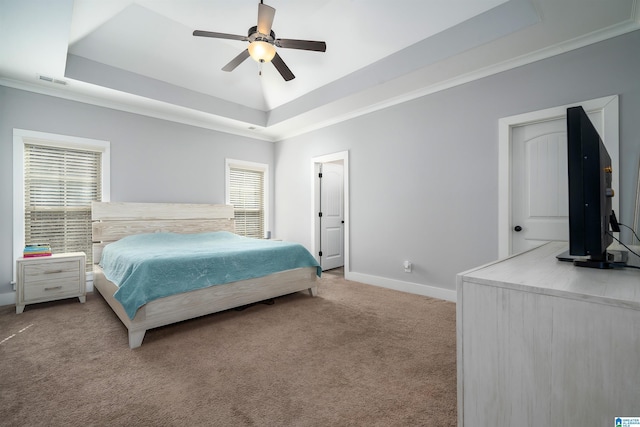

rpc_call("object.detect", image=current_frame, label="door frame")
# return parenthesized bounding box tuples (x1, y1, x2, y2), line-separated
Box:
(311, 151, 350, 277)
(498, 95, 619, 258)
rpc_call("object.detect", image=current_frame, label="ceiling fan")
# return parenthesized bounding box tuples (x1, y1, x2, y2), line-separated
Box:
(193, 1, 326, 81)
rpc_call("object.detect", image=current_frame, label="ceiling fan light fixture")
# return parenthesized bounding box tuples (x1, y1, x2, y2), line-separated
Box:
(248, 40, 276, 63)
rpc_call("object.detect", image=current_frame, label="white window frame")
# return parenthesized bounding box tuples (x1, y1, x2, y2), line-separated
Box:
(13, 129, 111, 282)
(225, 159, 269, 239)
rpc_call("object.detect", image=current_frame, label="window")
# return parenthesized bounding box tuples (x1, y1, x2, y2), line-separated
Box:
(225, 159, 269, 239)
(14, 130, 110, 275)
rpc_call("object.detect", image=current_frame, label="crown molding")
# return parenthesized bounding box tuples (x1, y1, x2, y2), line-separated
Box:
(2, 20, 638, 143)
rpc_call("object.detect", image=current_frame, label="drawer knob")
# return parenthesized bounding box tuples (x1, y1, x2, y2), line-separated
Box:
(44, 286, 63, 291)
(44, 270, 63, 274)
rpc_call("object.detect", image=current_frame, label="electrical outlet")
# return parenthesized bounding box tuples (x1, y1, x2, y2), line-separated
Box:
(403, 261, 412, 273)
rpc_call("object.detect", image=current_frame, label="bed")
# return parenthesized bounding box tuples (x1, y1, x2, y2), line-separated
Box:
(91, 202, 320, 348)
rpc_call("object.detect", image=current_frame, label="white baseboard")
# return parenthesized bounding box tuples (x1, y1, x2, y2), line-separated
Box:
(1, 276, 455, 307)
(0, 291, 15, 307)
(345, 272, 457, 303)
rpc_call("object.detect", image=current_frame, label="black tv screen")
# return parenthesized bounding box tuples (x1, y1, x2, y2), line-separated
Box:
(566, 105, 616, 268)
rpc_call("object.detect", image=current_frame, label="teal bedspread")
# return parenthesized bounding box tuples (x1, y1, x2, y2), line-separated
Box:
(99, 231, 321, 319)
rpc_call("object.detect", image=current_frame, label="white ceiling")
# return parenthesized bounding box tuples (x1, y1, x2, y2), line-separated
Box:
(1, 0, 639, 141)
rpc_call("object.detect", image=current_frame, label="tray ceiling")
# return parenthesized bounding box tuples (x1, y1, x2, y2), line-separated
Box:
(1, 0, 638, 140)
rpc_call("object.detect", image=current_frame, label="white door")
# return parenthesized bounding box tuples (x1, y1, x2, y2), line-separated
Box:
(511, 118, 569, 254)
(319, 162, 344, 270)
(507, 99, 619, 256)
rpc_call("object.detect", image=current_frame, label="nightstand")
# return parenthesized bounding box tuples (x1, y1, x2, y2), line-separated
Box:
(16, 252, 86, 314)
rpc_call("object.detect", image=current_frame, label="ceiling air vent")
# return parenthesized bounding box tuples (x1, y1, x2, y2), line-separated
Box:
(37, 74, 68, 86)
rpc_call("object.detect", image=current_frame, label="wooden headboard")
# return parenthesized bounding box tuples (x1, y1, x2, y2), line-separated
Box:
(91, 202, 235, 265)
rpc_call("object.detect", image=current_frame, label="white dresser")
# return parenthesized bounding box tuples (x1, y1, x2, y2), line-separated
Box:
(16, 252, 86, 314)
(456, 241, 640, 427)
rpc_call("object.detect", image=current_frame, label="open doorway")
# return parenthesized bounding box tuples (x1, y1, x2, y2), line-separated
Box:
(311, 151, 350, 277)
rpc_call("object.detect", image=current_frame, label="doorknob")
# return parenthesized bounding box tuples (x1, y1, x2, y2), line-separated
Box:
(514, 225, 523, 232)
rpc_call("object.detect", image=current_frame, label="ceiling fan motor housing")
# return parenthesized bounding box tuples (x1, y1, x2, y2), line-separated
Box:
(248, 26, 276, 44)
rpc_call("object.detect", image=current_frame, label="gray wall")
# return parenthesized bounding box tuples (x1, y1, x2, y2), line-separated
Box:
(0, 88, 274, 295)
(274, 30, 640, 292)
(1, 30, 639, 300)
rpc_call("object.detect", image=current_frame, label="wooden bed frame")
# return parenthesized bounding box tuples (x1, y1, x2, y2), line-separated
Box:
(91, 202, 318, 349)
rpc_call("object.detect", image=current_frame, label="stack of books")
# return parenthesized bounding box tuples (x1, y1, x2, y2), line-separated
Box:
(23, 243, 52, 258)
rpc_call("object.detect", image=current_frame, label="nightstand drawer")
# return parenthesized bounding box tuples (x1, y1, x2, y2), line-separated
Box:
(23, 260, 83, 283)
(23, 276, 81, 300)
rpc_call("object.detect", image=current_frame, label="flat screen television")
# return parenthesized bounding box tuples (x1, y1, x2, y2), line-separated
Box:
(561, 105, 622, 268)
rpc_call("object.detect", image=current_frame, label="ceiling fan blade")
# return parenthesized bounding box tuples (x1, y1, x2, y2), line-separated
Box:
(271, 53, 295, 81)
(257, 3, 276, 35)
(275, 39, 326, 52)
(222, 49, 251, 72)
(193, 30, 248, 42)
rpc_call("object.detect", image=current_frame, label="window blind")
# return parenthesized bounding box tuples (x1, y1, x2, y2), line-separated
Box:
(24, 144, 102, 271)
(228, 167, 264, 238)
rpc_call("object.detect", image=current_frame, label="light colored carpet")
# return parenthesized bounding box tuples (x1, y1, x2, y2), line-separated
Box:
(0, 269, 456, 426)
